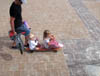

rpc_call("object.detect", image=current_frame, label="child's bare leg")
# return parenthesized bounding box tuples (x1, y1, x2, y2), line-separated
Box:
(12, 41, 16, 46)
(11, 41, 17, 48)
(25, 35, 29, 45)
(35, 47, 40, 50)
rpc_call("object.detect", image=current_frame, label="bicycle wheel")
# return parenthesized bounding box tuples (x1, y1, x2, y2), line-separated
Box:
(19, 43, 24, 54)
(15, 33, 25, 55)
(18, 36, 24, 55)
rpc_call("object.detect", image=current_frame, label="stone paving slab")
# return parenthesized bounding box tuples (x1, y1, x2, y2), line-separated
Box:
(0, 36, 69, 76)
(0, 46, 69, 76)
(62, 39, 100, 76)
(64, 0, 100, 76)
(83, 1, 100, 21)
(85, 65, 100, 76)
(69, 0, 100, 41)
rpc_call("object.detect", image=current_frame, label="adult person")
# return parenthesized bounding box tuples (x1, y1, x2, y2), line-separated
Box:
(9, 0, 30, 48)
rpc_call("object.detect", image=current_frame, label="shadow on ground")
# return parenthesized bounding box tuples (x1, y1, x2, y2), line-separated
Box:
(0, 36, 13, 61)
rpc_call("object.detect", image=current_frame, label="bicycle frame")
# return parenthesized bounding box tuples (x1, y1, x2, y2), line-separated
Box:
(14, 33, 24, 54)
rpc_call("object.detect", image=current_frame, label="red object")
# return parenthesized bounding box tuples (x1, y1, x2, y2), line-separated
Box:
(21, 32, 26, 35)
(9, 30, 14, 37)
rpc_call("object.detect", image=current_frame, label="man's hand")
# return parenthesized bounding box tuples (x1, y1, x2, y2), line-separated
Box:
(13, 31, 17, 35)
(10, 17, 16, 35)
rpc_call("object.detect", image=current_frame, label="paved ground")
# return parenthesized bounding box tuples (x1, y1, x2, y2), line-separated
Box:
(64, 0, 100, 76)
(0, 0, 70, 76)
(0, 0, 100, 76)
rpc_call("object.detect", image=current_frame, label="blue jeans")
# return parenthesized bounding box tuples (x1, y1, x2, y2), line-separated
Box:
(15, 24, 30, 36)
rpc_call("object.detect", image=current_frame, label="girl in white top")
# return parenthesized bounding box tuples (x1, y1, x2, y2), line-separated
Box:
(43, 30, 63, 49)
(28, 34, 39, 50)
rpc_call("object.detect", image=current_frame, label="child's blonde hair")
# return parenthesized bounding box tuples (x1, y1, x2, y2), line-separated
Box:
(29, 34, 34, 39)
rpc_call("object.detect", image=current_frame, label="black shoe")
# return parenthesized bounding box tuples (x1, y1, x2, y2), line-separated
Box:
(30, 50, 34, 53)
(11, 46, 17, 49)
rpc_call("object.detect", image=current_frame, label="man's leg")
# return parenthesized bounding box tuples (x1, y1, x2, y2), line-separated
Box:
(16, 24, 30, 45)
(23, 24, 30, 46)
(12, 40, 17, 48)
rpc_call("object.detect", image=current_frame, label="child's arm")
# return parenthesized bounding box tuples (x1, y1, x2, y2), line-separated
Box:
(48, 42, 51, 45)
(23, 21, 31, 29)
(50, 35, 55, 41)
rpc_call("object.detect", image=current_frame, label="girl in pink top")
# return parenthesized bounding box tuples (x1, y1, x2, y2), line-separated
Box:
(43, 30, 63, 50)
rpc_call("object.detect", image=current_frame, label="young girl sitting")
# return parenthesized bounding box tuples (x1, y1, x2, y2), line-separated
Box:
(43, 30, 63, 51)
(26, 34, 40, 52)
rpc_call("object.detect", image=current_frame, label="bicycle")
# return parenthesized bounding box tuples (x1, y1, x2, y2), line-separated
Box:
(9, 31, 25, 55)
